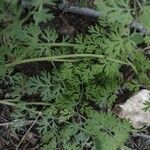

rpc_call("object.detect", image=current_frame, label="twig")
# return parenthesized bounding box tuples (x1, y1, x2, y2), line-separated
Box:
(15, 112, 41, 150)
(143, 46, 150, 51)
(0, 120, 34, 127)
(58, 4, 101, 17)
(133, 132, 150, 139)
(58, 0, 149, 34)
(129, 137, 142, 150)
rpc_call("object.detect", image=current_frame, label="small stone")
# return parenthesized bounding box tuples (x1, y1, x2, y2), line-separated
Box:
(113, 89, 150, 129)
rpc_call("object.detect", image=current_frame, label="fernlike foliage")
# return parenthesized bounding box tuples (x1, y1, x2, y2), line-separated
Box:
(0, 0, 150, 149)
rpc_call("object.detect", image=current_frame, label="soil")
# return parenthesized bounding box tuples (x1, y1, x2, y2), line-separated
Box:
(0, 0, 150, 150)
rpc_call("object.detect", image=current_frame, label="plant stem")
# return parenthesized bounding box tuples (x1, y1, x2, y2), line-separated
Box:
(0, 120, 34, 127)
(0, 99, 52, 106)
(0, 99, 17, 106)
(40, 43, 78, 47)
(5, 54, 138, 74)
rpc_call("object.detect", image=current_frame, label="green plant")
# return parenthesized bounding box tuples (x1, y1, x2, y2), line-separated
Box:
(0, 0, 150, 149)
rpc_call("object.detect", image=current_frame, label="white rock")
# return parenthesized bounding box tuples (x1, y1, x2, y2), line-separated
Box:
(113, 89, 150, 129)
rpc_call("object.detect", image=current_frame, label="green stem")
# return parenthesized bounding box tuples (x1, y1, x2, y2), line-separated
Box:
(40, 43, 78, 47)
(0, 99, 51, 106)
(0, 101, 16, 106)
(5, 54, 138, 74)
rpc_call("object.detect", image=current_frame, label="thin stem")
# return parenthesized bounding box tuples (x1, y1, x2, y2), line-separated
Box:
(0, 100, 16, 106)
(0, 99, 52, 106)
(5, 54, 138, 74)
(0, 120, 34, 127)
(40, 43, 78, 47)
(133, 132, 150, 139)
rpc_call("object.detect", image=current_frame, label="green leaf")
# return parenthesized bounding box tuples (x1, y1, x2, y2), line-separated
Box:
(86, 80, 118, 107)
(95, 138, 102, 150)
(41, 29, 58, 43)
(144, 35, 150, 44)
(140, 6, 150, 30)
(85, 111, 131, 150)
(27, 71, 63, 102)
(96, 0, 132, 25)
(31, 0, 55, 8)
(33, 9, 53, 23)
(0, 65, 7, 77)
(124, 80, 140, 92)
(143, 101, 150, 111)
(130, 33, 144, 45)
